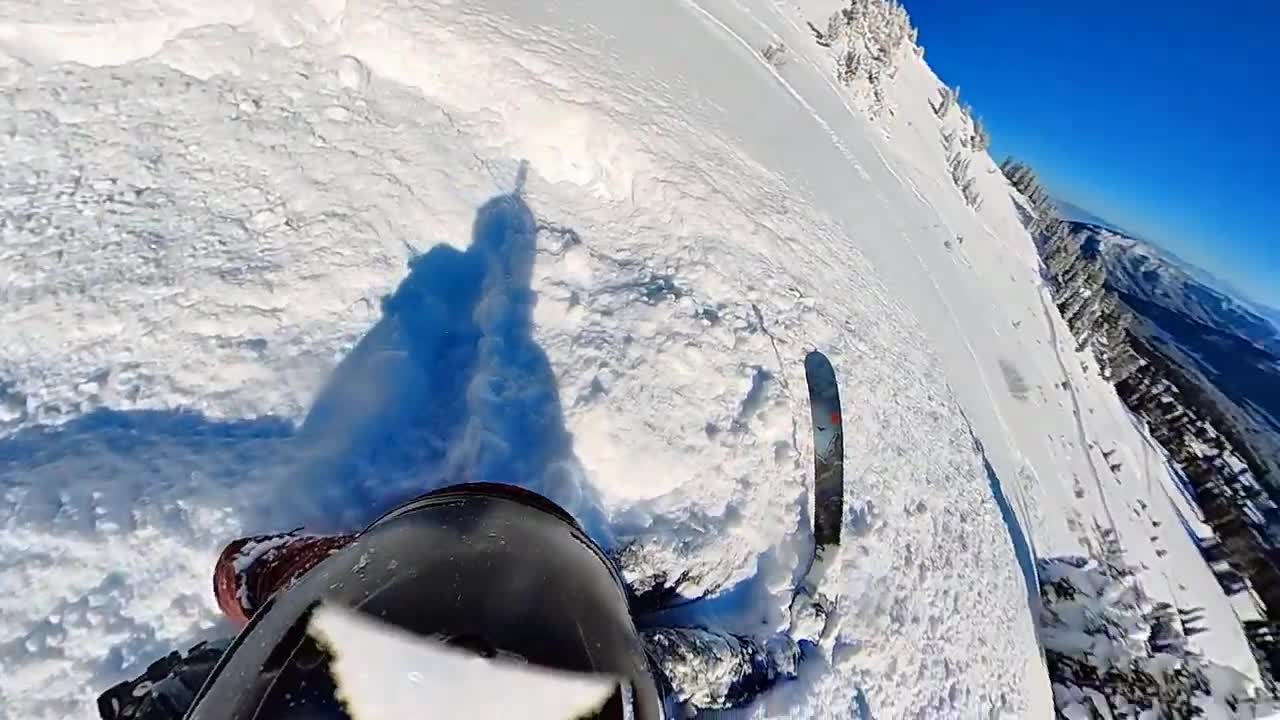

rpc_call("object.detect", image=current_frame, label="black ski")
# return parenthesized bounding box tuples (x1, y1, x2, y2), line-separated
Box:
(804, 351, 843, 550)
(787, 351, 845, 646)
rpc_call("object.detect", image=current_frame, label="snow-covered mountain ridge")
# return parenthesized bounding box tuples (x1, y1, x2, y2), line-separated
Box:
(0, 0, 1268, 717)
(1080, 222, 1280, 356)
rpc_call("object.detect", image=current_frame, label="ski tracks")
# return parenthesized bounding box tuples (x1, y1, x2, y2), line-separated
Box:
(1036, 287, 1117, 531)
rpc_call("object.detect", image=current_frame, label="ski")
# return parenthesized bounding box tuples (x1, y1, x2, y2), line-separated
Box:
(804, 350, 844, 550)
(788, 351, 845, 647)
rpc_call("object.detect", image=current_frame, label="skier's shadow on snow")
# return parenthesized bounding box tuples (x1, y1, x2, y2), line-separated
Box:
(0, 186, 606, 544)
(0, 188, 606, 544)
(0, 184, 610, 692)
(279, 186, 609, 540)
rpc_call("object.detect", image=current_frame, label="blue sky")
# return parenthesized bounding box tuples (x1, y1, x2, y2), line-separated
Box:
(902, 0, 1277, 307)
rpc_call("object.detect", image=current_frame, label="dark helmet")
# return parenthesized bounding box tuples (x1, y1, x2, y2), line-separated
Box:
(185, 483, 665, 720)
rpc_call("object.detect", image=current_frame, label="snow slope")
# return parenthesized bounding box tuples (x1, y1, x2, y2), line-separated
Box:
(687, 0, 1261, 689)
(0, 0, 1261, 717)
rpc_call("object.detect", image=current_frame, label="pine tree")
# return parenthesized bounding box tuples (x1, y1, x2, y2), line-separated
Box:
(971, 115, 990, 151)
(931, 85, 954, 117)
(823, 0, 919, 116)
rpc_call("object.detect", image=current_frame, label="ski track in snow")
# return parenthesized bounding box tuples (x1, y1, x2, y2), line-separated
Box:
(1035, 287, 1117, 530)
(0, 0, 1262, 717)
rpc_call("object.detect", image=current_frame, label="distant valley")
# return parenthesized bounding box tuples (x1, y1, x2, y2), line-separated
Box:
(1069, 220, 1280, 481)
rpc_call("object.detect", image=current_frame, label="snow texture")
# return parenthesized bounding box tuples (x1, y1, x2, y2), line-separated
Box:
(0, 0, 1260, 717)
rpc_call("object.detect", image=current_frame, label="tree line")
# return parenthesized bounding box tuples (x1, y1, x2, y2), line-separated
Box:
(1000, 158, 1141, 379)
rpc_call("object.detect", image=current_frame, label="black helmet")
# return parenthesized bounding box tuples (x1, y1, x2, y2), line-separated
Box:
(185, 483, 664, 720)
